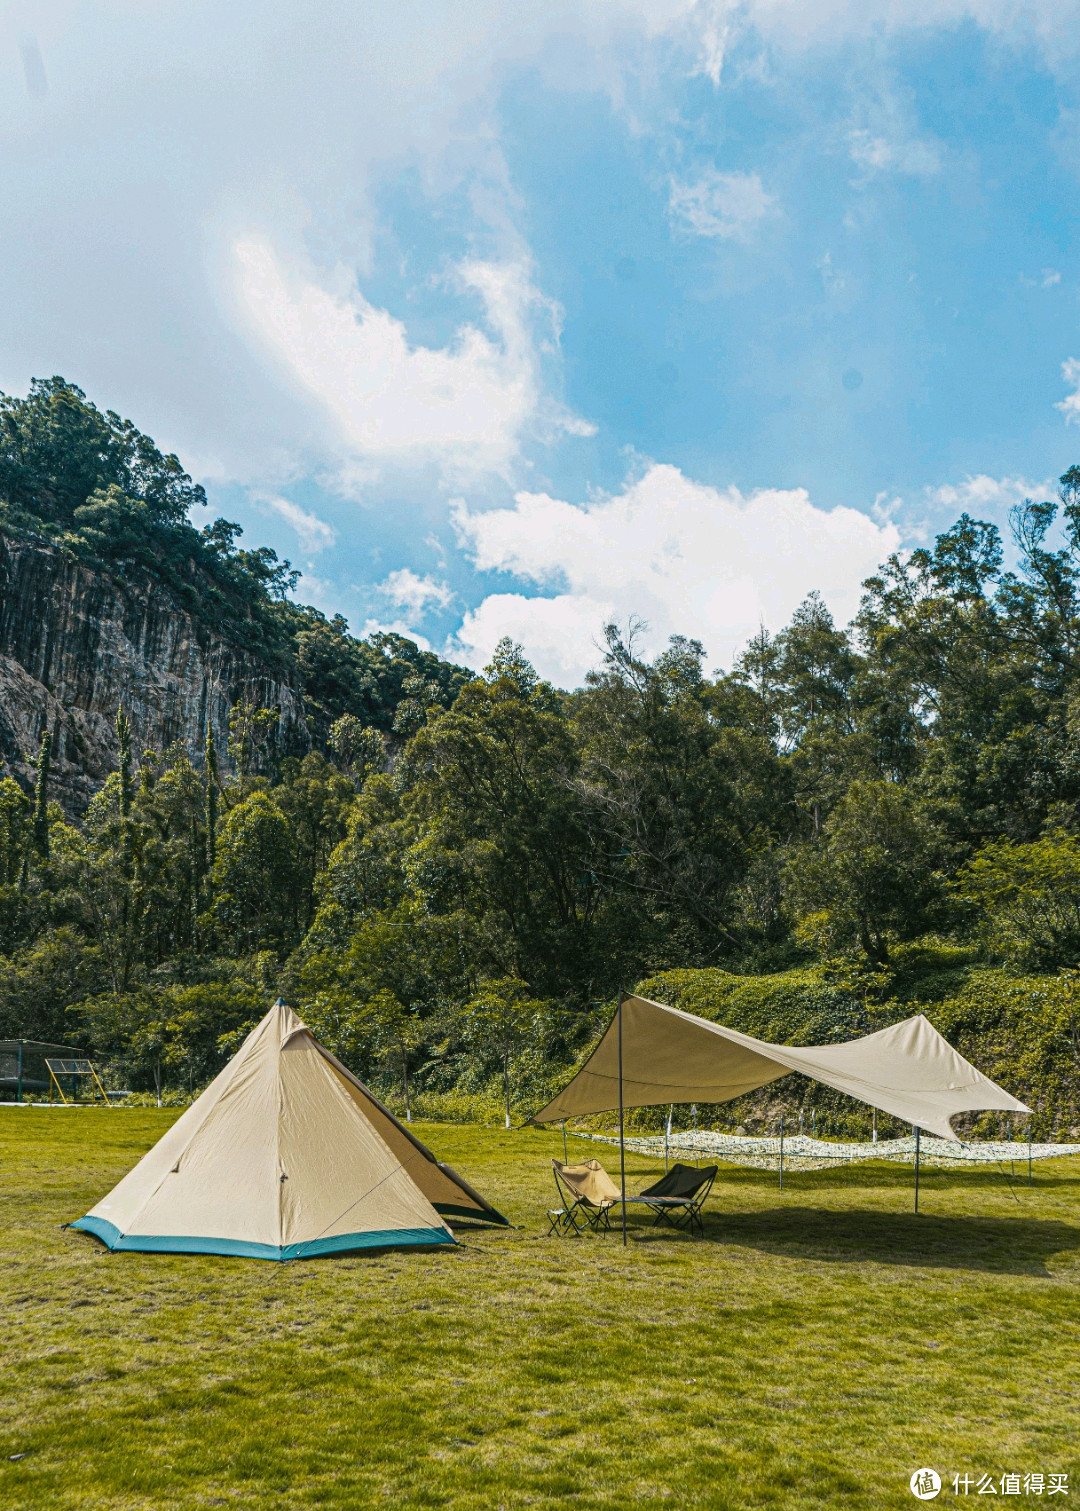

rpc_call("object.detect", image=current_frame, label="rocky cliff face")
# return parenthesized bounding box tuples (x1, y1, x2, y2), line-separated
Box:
(0, 533, 309, 813)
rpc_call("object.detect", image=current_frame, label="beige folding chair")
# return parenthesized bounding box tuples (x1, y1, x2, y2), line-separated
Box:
(549, 1159, 622, 1234)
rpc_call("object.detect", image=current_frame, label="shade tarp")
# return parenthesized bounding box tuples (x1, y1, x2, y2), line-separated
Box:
(73, 1001, 506, 1262)
(529, 995, 1030, 1143)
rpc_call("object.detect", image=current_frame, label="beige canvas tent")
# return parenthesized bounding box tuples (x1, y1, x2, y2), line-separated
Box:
(74, 1001, 507, 1261)
(530, 994, 1030, 1143)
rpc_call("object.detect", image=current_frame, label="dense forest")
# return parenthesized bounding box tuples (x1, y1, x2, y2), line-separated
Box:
(3, 378, 1080, 1134)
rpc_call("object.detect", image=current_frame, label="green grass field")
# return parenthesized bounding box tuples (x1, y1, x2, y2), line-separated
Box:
(1, 1110, 1077, 1510)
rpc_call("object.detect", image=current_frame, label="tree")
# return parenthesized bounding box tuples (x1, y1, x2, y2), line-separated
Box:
(212, 792, 301, 955)
(273, 753, 355, 929)
(116, 705, 133, 817)
(459, 977, 547, 1128)
(363, 989, 425, 1120)
(573, 625, 788, 970)
(328, 716, 385, 785)
(204, 719, 219, 905)
(32, 730, 52, 858)
(404, 658, 598, 994)
(786, 780, 945, 963)
(0, 376, 206, 530)
(953, 832, 1080, 971)
(0, 777, 29, 885)
(227, 699, 280, 782)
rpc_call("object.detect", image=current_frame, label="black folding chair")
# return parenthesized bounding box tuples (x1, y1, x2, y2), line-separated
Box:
(635, 1163, 717, 1237)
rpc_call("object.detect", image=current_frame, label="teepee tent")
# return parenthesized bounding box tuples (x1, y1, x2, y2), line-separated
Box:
(73, 1001, 507, 1261)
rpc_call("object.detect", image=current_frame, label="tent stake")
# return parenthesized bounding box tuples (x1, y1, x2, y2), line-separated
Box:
(618, 991, 627, 1248)
(779, 1112, 784, 1192)
(914, 1125, 921, 1214)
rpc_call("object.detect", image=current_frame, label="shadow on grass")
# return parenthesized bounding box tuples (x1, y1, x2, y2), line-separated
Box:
(676, 1207, 1080, 1275)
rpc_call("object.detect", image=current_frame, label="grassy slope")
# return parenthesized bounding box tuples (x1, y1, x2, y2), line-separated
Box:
(1, 1110, 1078, 1510)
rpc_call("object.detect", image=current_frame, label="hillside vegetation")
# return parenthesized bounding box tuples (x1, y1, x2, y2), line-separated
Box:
(4, 377, 1080, 1130)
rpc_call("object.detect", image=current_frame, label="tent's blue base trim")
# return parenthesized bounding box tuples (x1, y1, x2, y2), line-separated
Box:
(434, 1202, 511, 1226)
(71, 1216, 456, 1261)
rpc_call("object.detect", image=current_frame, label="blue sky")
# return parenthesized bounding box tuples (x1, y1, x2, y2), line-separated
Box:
(3, 1, 1080, 684)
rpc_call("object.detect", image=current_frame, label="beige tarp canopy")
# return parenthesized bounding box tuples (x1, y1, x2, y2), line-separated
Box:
(530, 995, 1030, 1143)
(74, 1000, 507, 1261)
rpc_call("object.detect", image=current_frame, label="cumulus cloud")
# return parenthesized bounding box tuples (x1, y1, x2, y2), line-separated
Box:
(449, 463, 900, 686)
(668, 169, 774, 240)
(379, 569, 454, 614)
(1058, 359, 1080, 425)
(232, 238, 593, 485)
(259, 494, 336, 553)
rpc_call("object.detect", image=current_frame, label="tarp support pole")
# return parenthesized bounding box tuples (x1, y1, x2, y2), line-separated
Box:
(618, 991, 627, 1248)
(1028, 1120, 1033, 1186)
(561, 1120, 567, 1164)
(16, 1041, 22, 1104)
(665, 1105, 672, 1173)
(779, 1112, 784, 1192)
(914, 1125, 921, 1214)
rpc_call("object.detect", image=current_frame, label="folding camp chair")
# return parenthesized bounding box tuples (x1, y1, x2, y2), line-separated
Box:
(635, 1163, 717, 1238)
(549, 1159, 622, 1235)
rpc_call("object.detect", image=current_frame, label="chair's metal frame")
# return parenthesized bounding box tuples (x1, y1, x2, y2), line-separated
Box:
(549, 1164, 615, 1235)
(637, 1166, 717, 1238)
(548, 1161, 717, 1238)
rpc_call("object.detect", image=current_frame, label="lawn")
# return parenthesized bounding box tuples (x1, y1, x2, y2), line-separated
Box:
(1, 1109, 1078, 1510)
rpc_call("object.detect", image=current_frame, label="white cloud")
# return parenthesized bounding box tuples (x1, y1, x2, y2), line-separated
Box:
(691, 0, 1080, 65)
(668, 169, 774, 240)
(925, 474, 1055, 512)
(818, 250, 847, 296)
(1020, 268, 1063, 288)
(449, 463, 900, 686)
(259, 493, 336, 552)
(848, 129, 940, 177)
(379, 569, 454, 614)
(1058, 359, 1080, 424)
(232, 238, 593, 484)
(359, 618, 433, 651)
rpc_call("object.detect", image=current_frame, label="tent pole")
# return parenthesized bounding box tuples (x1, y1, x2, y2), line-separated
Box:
(618, 991, 627, 1248)
(914, 1125, 921, 1214)
(779, 1111, 784, 1193)
(665, 1104, 672, 1173)
(16, 1041, 22, 1105)
(561, 1120, 567, 1163)
(1028, 1119, 1032, 1187)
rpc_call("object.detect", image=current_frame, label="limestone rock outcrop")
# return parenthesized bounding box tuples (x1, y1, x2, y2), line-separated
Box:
(0, 533, 309, 813)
